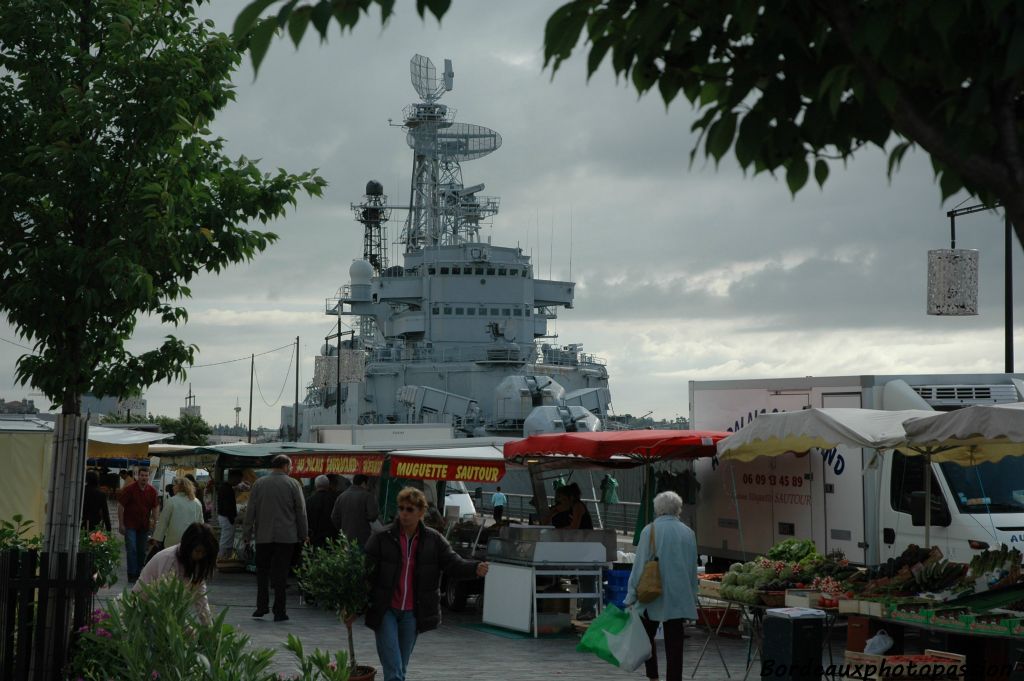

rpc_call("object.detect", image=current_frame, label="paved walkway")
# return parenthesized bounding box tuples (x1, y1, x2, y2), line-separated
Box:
(98, 564, 833, 680)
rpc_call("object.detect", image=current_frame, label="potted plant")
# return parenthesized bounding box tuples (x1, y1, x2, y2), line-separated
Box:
(297, 536, 375, 681)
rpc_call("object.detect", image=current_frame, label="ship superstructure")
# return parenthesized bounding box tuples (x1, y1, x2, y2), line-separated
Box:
(291, 55, 611, 439)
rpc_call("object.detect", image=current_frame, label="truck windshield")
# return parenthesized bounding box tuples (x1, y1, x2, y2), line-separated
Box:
(940, 459, 1024, 513)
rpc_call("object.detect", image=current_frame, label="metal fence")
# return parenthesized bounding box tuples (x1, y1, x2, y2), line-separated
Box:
(0, 550, 95, 681)
(477, 491, 642, 534)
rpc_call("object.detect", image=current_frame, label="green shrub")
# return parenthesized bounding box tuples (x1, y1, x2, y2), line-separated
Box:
(71, 578, 278, 681)
(296, 536, 369, 674)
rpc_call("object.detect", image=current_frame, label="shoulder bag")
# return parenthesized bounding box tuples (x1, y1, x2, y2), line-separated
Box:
(636, 522, 662, 603)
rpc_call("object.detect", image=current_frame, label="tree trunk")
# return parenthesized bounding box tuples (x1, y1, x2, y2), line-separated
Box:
(35, 412, 89, 679)
(346, 619, 357, 672)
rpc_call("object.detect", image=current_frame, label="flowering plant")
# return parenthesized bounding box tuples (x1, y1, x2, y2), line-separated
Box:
(70, 578, 352, 680)
(79, 528, 122, 589)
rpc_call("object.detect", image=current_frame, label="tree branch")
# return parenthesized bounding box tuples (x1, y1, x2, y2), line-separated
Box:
(817, 0, 1024, 243)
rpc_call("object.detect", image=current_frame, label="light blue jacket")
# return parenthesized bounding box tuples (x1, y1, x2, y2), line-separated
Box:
(625, 514, 698, 622)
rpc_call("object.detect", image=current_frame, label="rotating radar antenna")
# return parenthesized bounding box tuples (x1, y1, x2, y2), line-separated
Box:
(410, 54, 453, 103)
(402, 55, 502, 249)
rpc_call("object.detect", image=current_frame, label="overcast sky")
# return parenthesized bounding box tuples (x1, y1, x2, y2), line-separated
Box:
(2, 2, 1018, 428)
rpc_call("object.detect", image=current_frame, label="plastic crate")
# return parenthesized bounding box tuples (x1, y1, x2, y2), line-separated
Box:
(696, 606, 741, 629)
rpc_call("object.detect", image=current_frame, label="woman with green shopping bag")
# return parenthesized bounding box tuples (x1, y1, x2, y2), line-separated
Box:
(624, 491, 698, 681)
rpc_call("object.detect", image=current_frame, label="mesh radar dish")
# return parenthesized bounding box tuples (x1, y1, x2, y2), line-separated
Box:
(407, 122, 502, 161)
(410, 54, 452, 103)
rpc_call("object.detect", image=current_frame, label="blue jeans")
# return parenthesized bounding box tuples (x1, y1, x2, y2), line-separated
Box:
(374, 608, 417, 681)
(124, 528, 149, 580)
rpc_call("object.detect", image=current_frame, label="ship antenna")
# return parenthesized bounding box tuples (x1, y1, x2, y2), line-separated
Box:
(549, 209, 554, 280)
(569, 206, 573, 282)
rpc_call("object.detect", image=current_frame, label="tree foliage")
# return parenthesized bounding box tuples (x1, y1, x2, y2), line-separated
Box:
(0, 0, 326, 415)
(234, 0, 1024, 244)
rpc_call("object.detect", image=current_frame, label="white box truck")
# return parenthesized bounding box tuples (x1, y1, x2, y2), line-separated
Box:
(689, 373, 1024, 567)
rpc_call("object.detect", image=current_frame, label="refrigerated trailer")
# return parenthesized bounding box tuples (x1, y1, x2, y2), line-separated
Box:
(689, 373, 1024, 566)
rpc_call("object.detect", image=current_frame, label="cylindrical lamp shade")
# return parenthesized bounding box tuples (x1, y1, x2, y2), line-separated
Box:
(927, 249, 978, 315)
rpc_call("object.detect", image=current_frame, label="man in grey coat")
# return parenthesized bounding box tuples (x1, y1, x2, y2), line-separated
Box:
(242, 454, 308, 621)
(330, 474, 379, 547)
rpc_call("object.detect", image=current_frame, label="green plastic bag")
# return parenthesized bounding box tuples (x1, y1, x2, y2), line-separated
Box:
(576, 604, 630, 666)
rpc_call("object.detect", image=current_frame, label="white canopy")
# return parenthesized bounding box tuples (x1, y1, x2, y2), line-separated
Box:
(717, 408, 936, 462)
(900, 402, 1024, 463)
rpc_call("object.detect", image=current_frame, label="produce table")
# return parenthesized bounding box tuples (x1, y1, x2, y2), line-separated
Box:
(692, 596, 840, 680)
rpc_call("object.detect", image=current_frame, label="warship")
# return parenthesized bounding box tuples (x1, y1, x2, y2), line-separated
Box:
(290, 55, 612, 440)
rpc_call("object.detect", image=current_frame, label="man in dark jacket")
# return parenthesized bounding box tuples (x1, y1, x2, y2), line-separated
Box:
(242, 455, 308, 622)
(364, 487, 488, 681)
(306, 475, 338, 548)
(330, 474, 378, 547)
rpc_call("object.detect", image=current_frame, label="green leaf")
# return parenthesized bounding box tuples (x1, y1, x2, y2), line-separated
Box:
(814, 158, 829, 188)
(248, 19, 278, 75)
(786, 157, 809, 195)
(287, 6, 312, 47)
(233, 0, 277, 41)
(416, 0, 452, 21)
(311, 1, 333, 35)
(706, 112, 737, 162)
(938, 167, 963, 200)
(544, 3, 589, 70)
(886, 140, 913, 178)
(586, 36, 613, 78)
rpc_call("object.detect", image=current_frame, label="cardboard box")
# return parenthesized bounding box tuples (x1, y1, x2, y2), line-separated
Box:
(785, 589, 822, 607)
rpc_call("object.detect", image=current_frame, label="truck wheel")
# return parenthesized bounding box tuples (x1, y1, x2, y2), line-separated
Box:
(443, 578, 469, 611)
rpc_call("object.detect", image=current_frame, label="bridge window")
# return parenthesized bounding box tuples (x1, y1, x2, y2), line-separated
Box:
(455, 307, 464, 315)
(490, 308, 499, 316)
(525, 308, 531, 316)
(474, 267, 484, 275)
(509, 269, 518, 276)
(432, 307, 439, 315)
(440, 267, 449, 275)
(486, 268, 495, 275)
(513, 309, 522, 316)
(428, 267, 436, 275)
(467, 308, 476, 316)
(443, 307, 452, 315)
(498, 268, 507, 275)
(502, 308, 511, 316)
(452, 267, 461, 275)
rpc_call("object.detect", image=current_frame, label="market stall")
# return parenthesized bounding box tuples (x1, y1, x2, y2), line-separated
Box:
(498, 430, 728, 638)
(713, 404, 1024, 681)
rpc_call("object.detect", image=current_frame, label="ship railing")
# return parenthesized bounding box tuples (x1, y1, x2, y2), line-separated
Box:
(325, 297, 343, 315)
(365, 345, 538, 364)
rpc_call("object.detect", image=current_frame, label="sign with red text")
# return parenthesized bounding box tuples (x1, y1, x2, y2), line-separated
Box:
(388, 456, 505, 483)
(290, 453, 385, 478)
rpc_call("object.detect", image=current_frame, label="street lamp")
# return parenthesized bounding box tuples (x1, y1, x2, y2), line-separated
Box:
(927, 203, 1014, 372)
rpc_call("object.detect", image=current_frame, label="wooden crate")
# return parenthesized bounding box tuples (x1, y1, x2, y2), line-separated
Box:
(842, 649, 965, 680)
(838, 597, 862, 614)
(698, 579, 721, 599)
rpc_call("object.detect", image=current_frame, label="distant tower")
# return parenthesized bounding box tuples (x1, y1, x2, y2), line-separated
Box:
(180, 383, 200, 418)
(234, 397, 241, 428)
(352, 180, 391, 273)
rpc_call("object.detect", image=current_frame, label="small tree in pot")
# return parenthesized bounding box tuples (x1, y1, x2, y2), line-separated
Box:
(297, 536, 374, 680)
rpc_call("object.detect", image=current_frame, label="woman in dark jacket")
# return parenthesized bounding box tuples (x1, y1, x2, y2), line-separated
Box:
(364, 487, 488, 681)
(82, 470, 111, 531)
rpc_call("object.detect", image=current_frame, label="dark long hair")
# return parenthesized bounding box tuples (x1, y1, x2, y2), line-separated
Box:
(176, 523, 218, 585)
